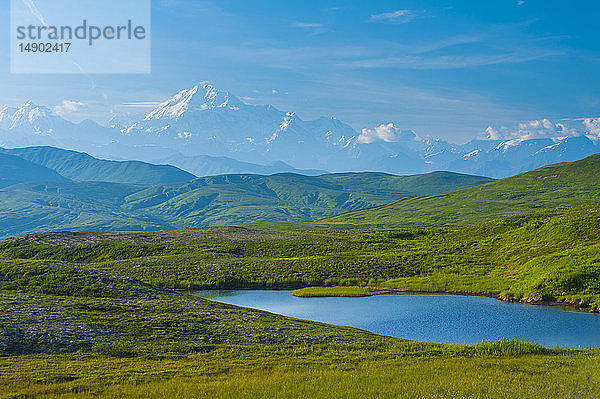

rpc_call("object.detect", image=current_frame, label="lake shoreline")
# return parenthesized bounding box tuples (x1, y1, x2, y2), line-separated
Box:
(370, 287, 600, 314)
(193, 289, 600, 347)
(190, 286, 600, 314)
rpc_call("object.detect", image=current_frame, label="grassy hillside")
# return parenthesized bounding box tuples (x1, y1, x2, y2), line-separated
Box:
(0, 152, 66, 188)
(3, 146, 196, 184)
(0, 181, 169, 238)
(323, 153, 600, 227)
(0, 171, 492, 238)
(1, 234, 599, 398)
(2, 166, 600, 396)
(2, 204, 599, 308)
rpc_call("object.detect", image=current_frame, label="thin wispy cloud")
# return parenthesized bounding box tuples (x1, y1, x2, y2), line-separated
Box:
(292, 22, 333, 34)
(337, 49, 563, 70)
(185, 38, 563, 72)
(22, 0, 48, 26)
(120, 102, 162, 108)
(368, 10, 420, 24)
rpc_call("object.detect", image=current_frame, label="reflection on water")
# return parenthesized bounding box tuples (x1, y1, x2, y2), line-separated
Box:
(194, 290, 600, 348)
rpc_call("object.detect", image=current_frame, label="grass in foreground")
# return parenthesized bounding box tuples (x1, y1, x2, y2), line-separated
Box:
(1, 342, 599, 398)
(99, 354, 600, 399)
(293, 286, 373, 297)
(1, 247, 599, 398)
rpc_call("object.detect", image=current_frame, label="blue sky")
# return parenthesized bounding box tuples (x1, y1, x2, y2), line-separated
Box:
(1, 0, 600, 142)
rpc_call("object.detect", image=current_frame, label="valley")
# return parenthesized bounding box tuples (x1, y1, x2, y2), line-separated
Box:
(0, 145, 492, 238)
(1, 131, 600, 398)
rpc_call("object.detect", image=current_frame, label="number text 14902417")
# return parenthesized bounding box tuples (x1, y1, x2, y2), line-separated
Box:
(19, 43, 71, 53)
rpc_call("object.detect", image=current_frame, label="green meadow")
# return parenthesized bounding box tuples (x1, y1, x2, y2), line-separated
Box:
(2, 155, 600, 397)
(3, 203, 599, 308)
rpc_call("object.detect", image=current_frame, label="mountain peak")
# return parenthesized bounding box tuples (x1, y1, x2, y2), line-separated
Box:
(0, 102, 56, 131)
(15, 102, 52, 118)
(1, 101, 49, 115)
(144, 82, 244, 120)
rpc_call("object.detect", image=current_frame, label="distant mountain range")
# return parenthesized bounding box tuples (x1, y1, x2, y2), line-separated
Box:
(155, 154, 327, 177)
(0, 102, 118, 149)
(2, 82, 599, 178)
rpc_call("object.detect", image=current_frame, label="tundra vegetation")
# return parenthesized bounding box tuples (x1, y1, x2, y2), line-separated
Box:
(2, 156, 600, 397)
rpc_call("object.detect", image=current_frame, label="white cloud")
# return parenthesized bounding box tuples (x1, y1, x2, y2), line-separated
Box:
(517, 1, 525, 5)
(583, 118, 600, 140)
(293, 22, 333, 34)
(358, 123, 400, 144)
(514, 118, 581, 140)
(480, 118, 600, 141)
(52, 100, 86, 115)
(338, 50, 562, 70)
(238, 96, 256, 103)
(369, 10, 419, 24)
(271, 89, 279, 95)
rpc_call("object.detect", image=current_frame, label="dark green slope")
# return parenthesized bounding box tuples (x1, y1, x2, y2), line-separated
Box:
(3, 146, 196, 184)
(0, 171, 492, 238)
(0, 181, 169, 238)
(323, 153, 600, 227)
(123, 171, 493, 226)
(0, 152, 67, 188)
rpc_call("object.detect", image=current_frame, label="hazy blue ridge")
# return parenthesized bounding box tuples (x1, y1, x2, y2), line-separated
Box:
(3, 146, 197, 184)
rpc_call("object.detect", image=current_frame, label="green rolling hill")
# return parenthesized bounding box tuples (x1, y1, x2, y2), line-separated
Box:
(0, 152, 67, 188)
(1, 146, 197, 184)
(2, 155, 600, 399)
(323, 153, 600, 227)
(0, 171, 492, 238)
(0, 181, 168, 238)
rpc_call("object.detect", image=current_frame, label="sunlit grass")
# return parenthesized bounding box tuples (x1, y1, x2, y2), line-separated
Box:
(1, 343, 598, 398)
(2, 205, 600, 309)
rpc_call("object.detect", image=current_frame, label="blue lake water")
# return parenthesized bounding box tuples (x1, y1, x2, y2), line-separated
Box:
(194, 290, 600, 348)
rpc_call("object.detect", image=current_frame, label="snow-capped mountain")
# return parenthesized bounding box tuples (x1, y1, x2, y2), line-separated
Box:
(0, 102, 116, 150)
(2, 82, 599, 178)
(120, 82, 443, 172)
(120, 83, 600, 176)
(0, 102, 68, 137)
(445, 119, 600, 177)
(144, 83, 244, 120)
(122, 82, 373, 169)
